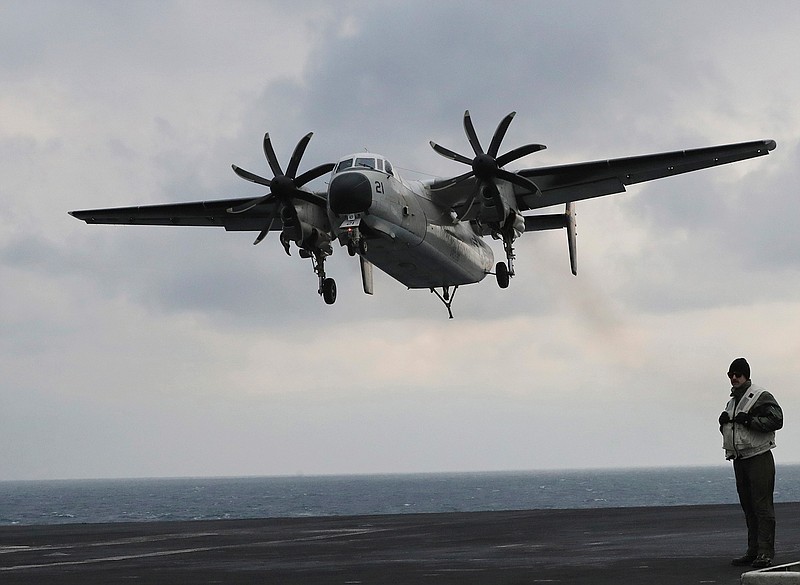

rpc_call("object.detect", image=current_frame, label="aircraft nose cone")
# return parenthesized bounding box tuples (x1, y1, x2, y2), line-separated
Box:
(328, 172, 372, 215)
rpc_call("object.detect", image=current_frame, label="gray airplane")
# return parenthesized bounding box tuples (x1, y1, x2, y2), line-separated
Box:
(70, 111, 776, 317)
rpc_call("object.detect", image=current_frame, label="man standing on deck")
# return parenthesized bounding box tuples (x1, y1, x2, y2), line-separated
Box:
(719, 357, 783, 569)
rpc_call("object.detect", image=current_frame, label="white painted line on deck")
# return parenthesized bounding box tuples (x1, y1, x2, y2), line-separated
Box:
(1, 527, 386, 572)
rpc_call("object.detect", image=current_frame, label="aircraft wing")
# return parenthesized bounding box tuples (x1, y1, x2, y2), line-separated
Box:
(515, 139, 776, 210)
(69, 197, 281, 232)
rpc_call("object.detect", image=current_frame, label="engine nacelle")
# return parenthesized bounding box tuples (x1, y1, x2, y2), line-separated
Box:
(480, 182, 512, 225)
(281, 202, 332, 253)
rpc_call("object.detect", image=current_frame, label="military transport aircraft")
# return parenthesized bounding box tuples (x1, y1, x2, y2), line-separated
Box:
(70, 111, 776, 317)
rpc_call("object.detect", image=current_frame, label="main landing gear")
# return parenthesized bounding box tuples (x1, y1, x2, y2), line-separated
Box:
(301, 248, 337, 304)
(495, 234, 515, 289)
(495, 261, 510, 288)
(493, 212, 520, 289)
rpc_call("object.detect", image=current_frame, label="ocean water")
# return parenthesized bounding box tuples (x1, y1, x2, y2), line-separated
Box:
(2, 465, 799, 526)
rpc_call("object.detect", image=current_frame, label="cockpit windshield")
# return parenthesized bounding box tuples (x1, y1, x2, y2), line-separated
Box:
(355, 157, 376, 170)
(335, 155, 394, 176)
(335, 158, 353, 172)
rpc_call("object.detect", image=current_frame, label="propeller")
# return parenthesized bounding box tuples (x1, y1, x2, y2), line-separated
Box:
(227, 132, 335, 244)
(429, 111, 545, 194)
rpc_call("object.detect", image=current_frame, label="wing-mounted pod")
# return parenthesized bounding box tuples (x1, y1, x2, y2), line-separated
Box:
(227, 132, 340, 304)
(524, 202, 578, 276)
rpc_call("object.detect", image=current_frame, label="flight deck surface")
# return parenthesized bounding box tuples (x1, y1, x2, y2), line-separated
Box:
(2, 502, 800, 584)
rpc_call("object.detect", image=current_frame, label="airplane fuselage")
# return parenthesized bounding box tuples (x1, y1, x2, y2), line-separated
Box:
(326, 153, 493, 289)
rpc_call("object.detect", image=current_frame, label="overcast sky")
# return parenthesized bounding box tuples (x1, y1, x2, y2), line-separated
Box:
(2, 1, 799, 481)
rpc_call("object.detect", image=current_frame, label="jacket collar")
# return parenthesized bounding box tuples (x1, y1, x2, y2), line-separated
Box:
(731, 380, 753, 401)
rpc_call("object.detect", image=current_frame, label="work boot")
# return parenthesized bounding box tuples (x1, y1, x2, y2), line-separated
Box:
(751, 555, 772, 569)
(731, 553, 757, 566)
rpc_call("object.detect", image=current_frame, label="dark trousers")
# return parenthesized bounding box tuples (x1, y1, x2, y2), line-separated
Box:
(733, 450, 776, 557)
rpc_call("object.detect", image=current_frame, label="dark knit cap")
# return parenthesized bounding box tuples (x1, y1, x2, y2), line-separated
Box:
(729, 357, 750, 379)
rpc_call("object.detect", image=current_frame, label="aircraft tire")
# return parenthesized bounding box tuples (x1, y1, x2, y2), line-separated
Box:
(322, 278, 337, 304)
(496, 262, 510, 289)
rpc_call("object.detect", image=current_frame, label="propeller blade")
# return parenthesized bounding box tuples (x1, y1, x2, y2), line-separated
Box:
(262, 133, 283, 177)
(429, 178, 456, 191)
(430, 170, 475, 191)
(430, 141, 473, 165)
(463, 110, 484, 156)
(495, 168, 541, 194)
(252, 210, 279, 244)
(456, 191, 478, 220)
(294, 162, 335, 187)
(290, 188, 328, 207)
(496, 143, 547, 167)
(253, 226, 270, 245)
(227, 193, 273, 214)
(232, 164, 272, 187)
(286, 132, 312, 179)
(488, 111, 516, 157)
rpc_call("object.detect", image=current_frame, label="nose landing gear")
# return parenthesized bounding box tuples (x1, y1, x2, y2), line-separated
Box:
(345, 230, 368, 256)
(341, 215, 368, 257)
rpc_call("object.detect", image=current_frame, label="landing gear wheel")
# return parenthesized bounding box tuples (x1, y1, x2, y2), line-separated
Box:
(359, 239, 368, 254)
(322, 277, 337, 304)
(347, 241, 357, 256)
(496, 262, 510, 289)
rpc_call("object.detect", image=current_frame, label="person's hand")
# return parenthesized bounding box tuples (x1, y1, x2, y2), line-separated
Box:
(719, 411, 731, 425)
(734, 412, 753, 426)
